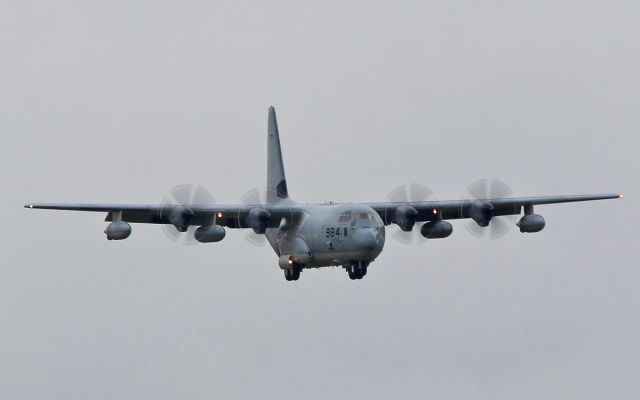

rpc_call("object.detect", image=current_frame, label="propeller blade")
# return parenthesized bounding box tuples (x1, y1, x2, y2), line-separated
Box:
(240, 187, 268, 246)
(464, 179, 516, 240)
(161, 184, 216, 245)
(386, 183, 433, 244)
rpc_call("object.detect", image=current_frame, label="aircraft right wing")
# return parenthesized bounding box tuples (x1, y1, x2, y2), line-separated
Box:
(25, 202, 304, 231)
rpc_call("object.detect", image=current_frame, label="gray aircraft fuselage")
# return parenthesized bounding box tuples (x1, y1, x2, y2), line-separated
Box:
(265, 202, 385, 269)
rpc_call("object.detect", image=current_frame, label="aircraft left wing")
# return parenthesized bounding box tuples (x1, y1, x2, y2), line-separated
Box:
(365, 193, 622, 233)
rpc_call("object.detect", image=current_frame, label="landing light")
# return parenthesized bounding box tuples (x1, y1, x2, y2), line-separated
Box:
(217, 212, 223, 218)
(29, 204, 34, 208)
(620, 194, 624, 199)
(288, 258, 293, 265)
(432, 208, 437, 214)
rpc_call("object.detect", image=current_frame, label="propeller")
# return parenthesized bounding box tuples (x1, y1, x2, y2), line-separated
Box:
(160, 184, 216, 245)
(386, 183, 434, 244)
(239, 187, 269, 247)
(463, 179, 517, 239)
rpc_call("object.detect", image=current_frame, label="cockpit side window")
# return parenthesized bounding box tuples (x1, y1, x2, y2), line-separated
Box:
(338, 211, 352, 223)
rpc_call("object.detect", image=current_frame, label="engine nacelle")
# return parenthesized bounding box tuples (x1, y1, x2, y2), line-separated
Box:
(169, 206, 194, 232)
(469, 201, 494, 227)
(517, 214, 545, 233)
(105, 221, 132, 240)
(246, 207, 271, 234)
(420, 220, 453, 239)
(194, 225, 226, 243)
(394, 205, 418, 231)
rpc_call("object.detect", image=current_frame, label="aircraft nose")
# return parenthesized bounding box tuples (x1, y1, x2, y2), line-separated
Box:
(353, 227, 378, 251)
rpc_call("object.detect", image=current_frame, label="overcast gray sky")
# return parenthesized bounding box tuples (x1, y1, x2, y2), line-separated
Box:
(1, 1, 638, 399)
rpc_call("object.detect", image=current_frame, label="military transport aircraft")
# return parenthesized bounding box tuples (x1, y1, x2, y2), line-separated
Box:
(25, 107, 621, 281)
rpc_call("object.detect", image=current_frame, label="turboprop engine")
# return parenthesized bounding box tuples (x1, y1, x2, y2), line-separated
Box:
(168, 206, 194, 232)
(469, 201, 494, 227)
(246, 207, 271, 234)
(394, 205, 418, 231)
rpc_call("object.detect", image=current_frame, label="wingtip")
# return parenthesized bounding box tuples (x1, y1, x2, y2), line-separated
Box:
(24, 204, 35, 209)
(619, 193, 624, 199)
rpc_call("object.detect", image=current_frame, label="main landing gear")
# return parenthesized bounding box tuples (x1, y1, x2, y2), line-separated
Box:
(347, 261, 369, 280)
(284, 264, 302, 281)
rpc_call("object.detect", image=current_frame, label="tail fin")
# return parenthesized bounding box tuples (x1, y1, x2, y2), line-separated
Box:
(267, 106, 289, 203)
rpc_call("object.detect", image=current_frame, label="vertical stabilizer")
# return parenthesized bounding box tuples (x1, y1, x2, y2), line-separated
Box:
(267, 106, 289, 203)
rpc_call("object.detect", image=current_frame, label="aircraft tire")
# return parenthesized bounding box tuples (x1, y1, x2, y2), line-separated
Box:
(355, 262, 367, 278)
(348, 269, 363, 280)
(284, 266, 301, 281)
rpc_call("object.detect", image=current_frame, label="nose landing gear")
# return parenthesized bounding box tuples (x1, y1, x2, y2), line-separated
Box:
(347, 261, 369, 280)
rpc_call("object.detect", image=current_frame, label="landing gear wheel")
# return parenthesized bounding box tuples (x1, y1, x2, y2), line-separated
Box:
(284, 265, 302, 281)
(347, 261, 368, 280)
